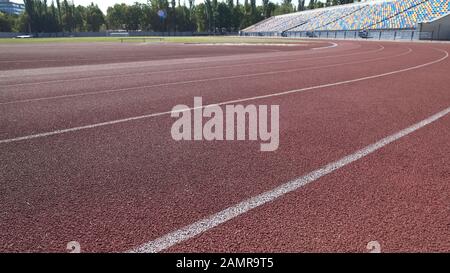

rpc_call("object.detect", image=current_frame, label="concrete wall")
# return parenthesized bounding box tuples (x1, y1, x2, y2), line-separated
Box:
(419, 13, 450, 40)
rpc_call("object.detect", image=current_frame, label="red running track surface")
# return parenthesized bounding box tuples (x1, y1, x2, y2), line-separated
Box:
(0, 40, 449, 252)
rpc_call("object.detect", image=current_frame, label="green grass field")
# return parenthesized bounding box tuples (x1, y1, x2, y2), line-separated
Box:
(0, 36, 308, 44)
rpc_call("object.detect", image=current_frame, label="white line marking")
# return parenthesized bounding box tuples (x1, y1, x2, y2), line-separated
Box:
(0, 46, 395, 105)
(129, 105, 450, 253)
(0, 43, 375, 88)
(312, 42, 339, 50)
(0, 48, 446, 145)
(0, 42, 355, 79)
(0, 56, 154, 63)
(0, 43, 325, 63)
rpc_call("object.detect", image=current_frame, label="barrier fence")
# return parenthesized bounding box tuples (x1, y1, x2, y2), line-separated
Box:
(241, 30, 436, 41)
(0, 30, 437, 41)
(0, 31, 238, 39)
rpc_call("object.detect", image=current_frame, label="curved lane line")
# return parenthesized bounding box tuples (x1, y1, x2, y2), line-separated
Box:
(0, 43, 375, 88)
(0, 45, 396, 104)
(0, 48, 445, 145)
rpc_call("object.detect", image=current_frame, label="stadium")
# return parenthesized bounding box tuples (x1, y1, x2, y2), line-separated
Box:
(0, 0, 449, 262)
(243, 0, 450, 40)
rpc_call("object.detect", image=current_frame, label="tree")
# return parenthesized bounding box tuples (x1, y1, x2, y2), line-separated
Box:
(145, 0, 169, 32)
(175, 2, 194, 32)
(232, 1, 243, 31)
(211, 0, 218, 32)
(298, 0, 305, 11)
(125, 3, 143, 31)
(15, 12, 30, 32)
(85, 3, 104, 32)
(194, 3, 207, 32)
(23, 0, 60, 32)
(139, 4, 154, 31)
(0, 12, 13, 32)
(170, 0, 176, 32)
(73, 5, 86, 31)
(13, 0, 358, 34)
(106, 4, 127, 30)
(56, 0, 62, 25)
(250, 0, 260, 25)
(275, 0, 294, 15)
(216, 2, 231, 32)
(61, 0, 75, 32)
(45, 1, 59, 32)
(204, 0, 213, 32)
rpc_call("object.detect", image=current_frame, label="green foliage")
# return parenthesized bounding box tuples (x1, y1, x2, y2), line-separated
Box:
(2, 0, 357, 33)
(0, 12, 14, 32)
(85, 3, 104, 32)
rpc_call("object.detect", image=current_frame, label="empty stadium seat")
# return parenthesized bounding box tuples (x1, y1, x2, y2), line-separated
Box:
(242, 0, 450, 34)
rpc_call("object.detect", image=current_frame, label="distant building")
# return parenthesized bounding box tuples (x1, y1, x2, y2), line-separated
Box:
(0, 0, 25, 15)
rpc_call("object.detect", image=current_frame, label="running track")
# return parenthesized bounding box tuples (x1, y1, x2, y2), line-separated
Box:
(0, 40, 449, 253)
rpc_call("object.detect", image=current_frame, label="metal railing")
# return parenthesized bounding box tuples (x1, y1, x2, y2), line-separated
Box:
(241, 30, 436, 41)
(119, 37, 164, 43)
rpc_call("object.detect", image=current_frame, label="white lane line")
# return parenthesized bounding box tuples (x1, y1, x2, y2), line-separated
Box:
(0, 48, 446, 145)
(312, 42, 339, 50)
(0, 46, 396, 105)
(0, 42, 356, 80)
(0, 43, 313, 63)
(0, 55, 158, 63)
(129, 105, 450, 253)
(0, 43, 374, 88)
